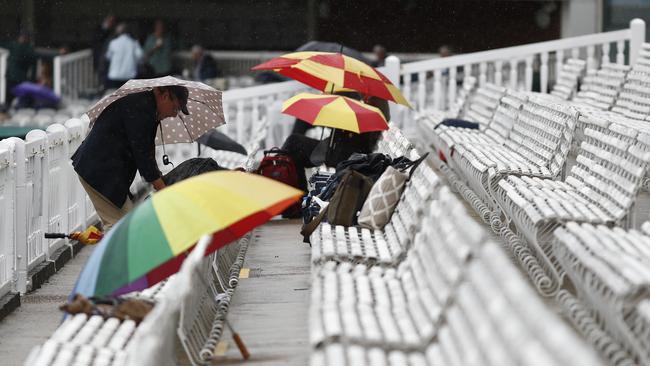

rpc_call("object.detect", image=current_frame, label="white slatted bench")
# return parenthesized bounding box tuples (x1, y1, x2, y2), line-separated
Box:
(431, 89, 527, 167)
(309, 191, 603, 366)
(553, 222, 650, 365)
(310, 188, 479, 348)
(416, 81, 498, 146)
(493, 114, 650, 296)
(310, 151, 438, 266)
(452, 96, 578, 210)
(377, 123, 417, 158)
(573, 63, 630, 111)
(611, 43, 650, 121)
(550, 58, 587, 100)
(25, 232, 252, 366)
(422, 83, 506, 156)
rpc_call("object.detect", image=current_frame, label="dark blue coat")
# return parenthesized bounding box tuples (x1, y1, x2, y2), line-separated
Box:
(72, 91, 161, 207)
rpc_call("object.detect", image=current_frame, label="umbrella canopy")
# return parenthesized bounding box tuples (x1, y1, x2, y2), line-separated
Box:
(296, 41, 370, 64)
(282, 92, 388, 133)
(252, 51, 411, 108)
(197, 129, 247, 155)
(72, 171, 302, 297)
(12, 82, 60, 104)
(85, 76, 225, 145)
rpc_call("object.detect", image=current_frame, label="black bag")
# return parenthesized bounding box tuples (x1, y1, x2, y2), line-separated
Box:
(301, 170, 373, 241)
(162, 158, 226, 185)
(316, 153, 391, 201)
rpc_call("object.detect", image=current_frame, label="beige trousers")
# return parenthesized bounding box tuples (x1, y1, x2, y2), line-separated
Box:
(79, 177, 133, 231)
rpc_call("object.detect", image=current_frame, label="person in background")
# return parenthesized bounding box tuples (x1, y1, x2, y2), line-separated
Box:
(191, 45, 218, 82)
(105, 22, 143, 90)
(143, 20, 173, 77)
(3, 30, 36, 109)
(371, 44, 387, 67)
(438, 45, 453, 58)
(93, 15, 116, 87)
(72, 85, 189, 230)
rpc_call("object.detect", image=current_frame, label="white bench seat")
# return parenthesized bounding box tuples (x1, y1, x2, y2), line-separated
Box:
(310, 237, 603, 366)
(493, 115, 650, 297)
(554, 222, 650, 365)
(310, 155, 438, 265)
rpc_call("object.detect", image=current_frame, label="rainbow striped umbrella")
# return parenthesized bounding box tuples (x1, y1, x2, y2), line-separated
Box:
(73, 171, 302, 298)
(252, 51, 411, 108)
(282, 92, 388, 133)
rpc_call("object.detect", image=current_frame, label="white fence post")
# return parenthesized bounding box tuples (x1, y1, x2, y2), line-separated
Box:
(384, 56, 402, 125)
(0, 141, 16, 298)
(6, 137, 28, 293)
(0, 49, 7, 106)
(629, 18, 646, 66)
(53, 56, 62, 96)
(45, 124, 69, 256)
(64, 119, 86, 233)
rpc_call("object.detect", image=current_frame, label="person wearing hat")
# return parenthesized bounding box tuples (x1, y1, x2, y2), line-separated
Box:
(72, 85, 189, 230)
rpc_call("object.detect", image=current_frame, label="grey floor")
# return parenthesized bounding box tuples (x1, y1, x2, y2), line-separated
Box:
(213, 219, 312, 365)
(0, 246, 94, 366)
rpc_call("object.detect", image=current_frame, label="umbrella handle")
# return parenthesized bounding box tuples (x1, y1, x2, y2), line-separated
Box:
(45, 233, 68, 239)
(232, 332, 250, 360)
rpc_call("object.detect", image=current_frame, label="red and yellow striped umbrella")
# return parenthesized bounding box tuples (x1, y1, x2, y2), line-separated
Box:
(282, 92, 389, 133)
(253, 52, 411, 108)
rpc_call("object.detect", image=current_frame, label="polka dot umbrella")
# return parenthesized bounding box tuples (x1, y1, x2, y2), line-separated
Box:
(85, 76, 225, 144)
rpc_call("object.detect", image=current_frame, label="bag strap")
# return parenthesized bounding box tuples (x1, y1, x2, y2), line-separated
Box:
(406, 152, 429, 179)
(263, 147, 289, 155)
(300, 208, 327, 241)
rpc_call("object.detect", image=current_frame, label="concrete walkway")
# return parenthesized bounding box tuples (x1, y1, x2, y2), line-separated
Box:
(213, 219, 311, 365)
(0, 247, 93, 366)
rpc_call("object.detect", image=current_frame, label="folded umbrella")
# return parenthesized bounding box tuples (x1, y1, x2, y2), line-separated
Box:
(197, 129, 247, 155)
(72, 171, 302, 298)
(252, 51, 411, 108)
(296, 41, 370, 64)
(85, 76, 225, 145)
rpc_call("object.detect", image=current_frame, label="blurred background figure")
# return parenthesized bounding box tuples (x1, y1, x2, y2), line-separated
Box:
(438, 45, 453, 57)
(143, 19, 173, 78)
(191, 45, 218, 82)
(105, 22, 142, 90)
(2, 30, 36, 109)
(93, 14, 116, 88)
(371, 44, 386, 67)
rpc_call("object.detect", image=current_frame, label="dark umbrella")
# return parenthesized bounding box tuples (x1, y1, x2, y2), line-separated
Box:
(296, 41, 371, 64)
(197, 129, 247, 155)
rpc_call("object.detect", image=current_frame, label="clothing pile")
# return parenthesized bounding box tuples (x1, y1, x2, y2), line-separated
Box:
(300, 152, 428, 242)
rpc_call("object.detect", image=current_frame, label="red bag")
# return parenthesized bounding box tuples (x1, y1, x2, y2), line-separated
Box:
(256, 148, 302, 217)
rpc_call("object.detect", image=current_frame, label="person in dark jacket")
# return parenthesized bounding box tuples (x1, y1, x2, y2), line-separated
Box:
(72, 85, 189, 230)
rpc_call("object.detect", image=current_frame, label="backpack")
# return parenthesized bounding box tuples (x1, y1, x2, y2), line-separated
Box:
(300, 170, 373, 242)
(255, 148, 302, 218)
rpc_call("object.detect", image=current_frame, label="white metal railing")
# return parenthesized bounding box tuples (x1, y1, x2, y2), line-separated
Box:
(0, 118, 96, 295)
(222, 79, 309, 144)
(399, 18, 646, 114)
(53, 49, 98, 100)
